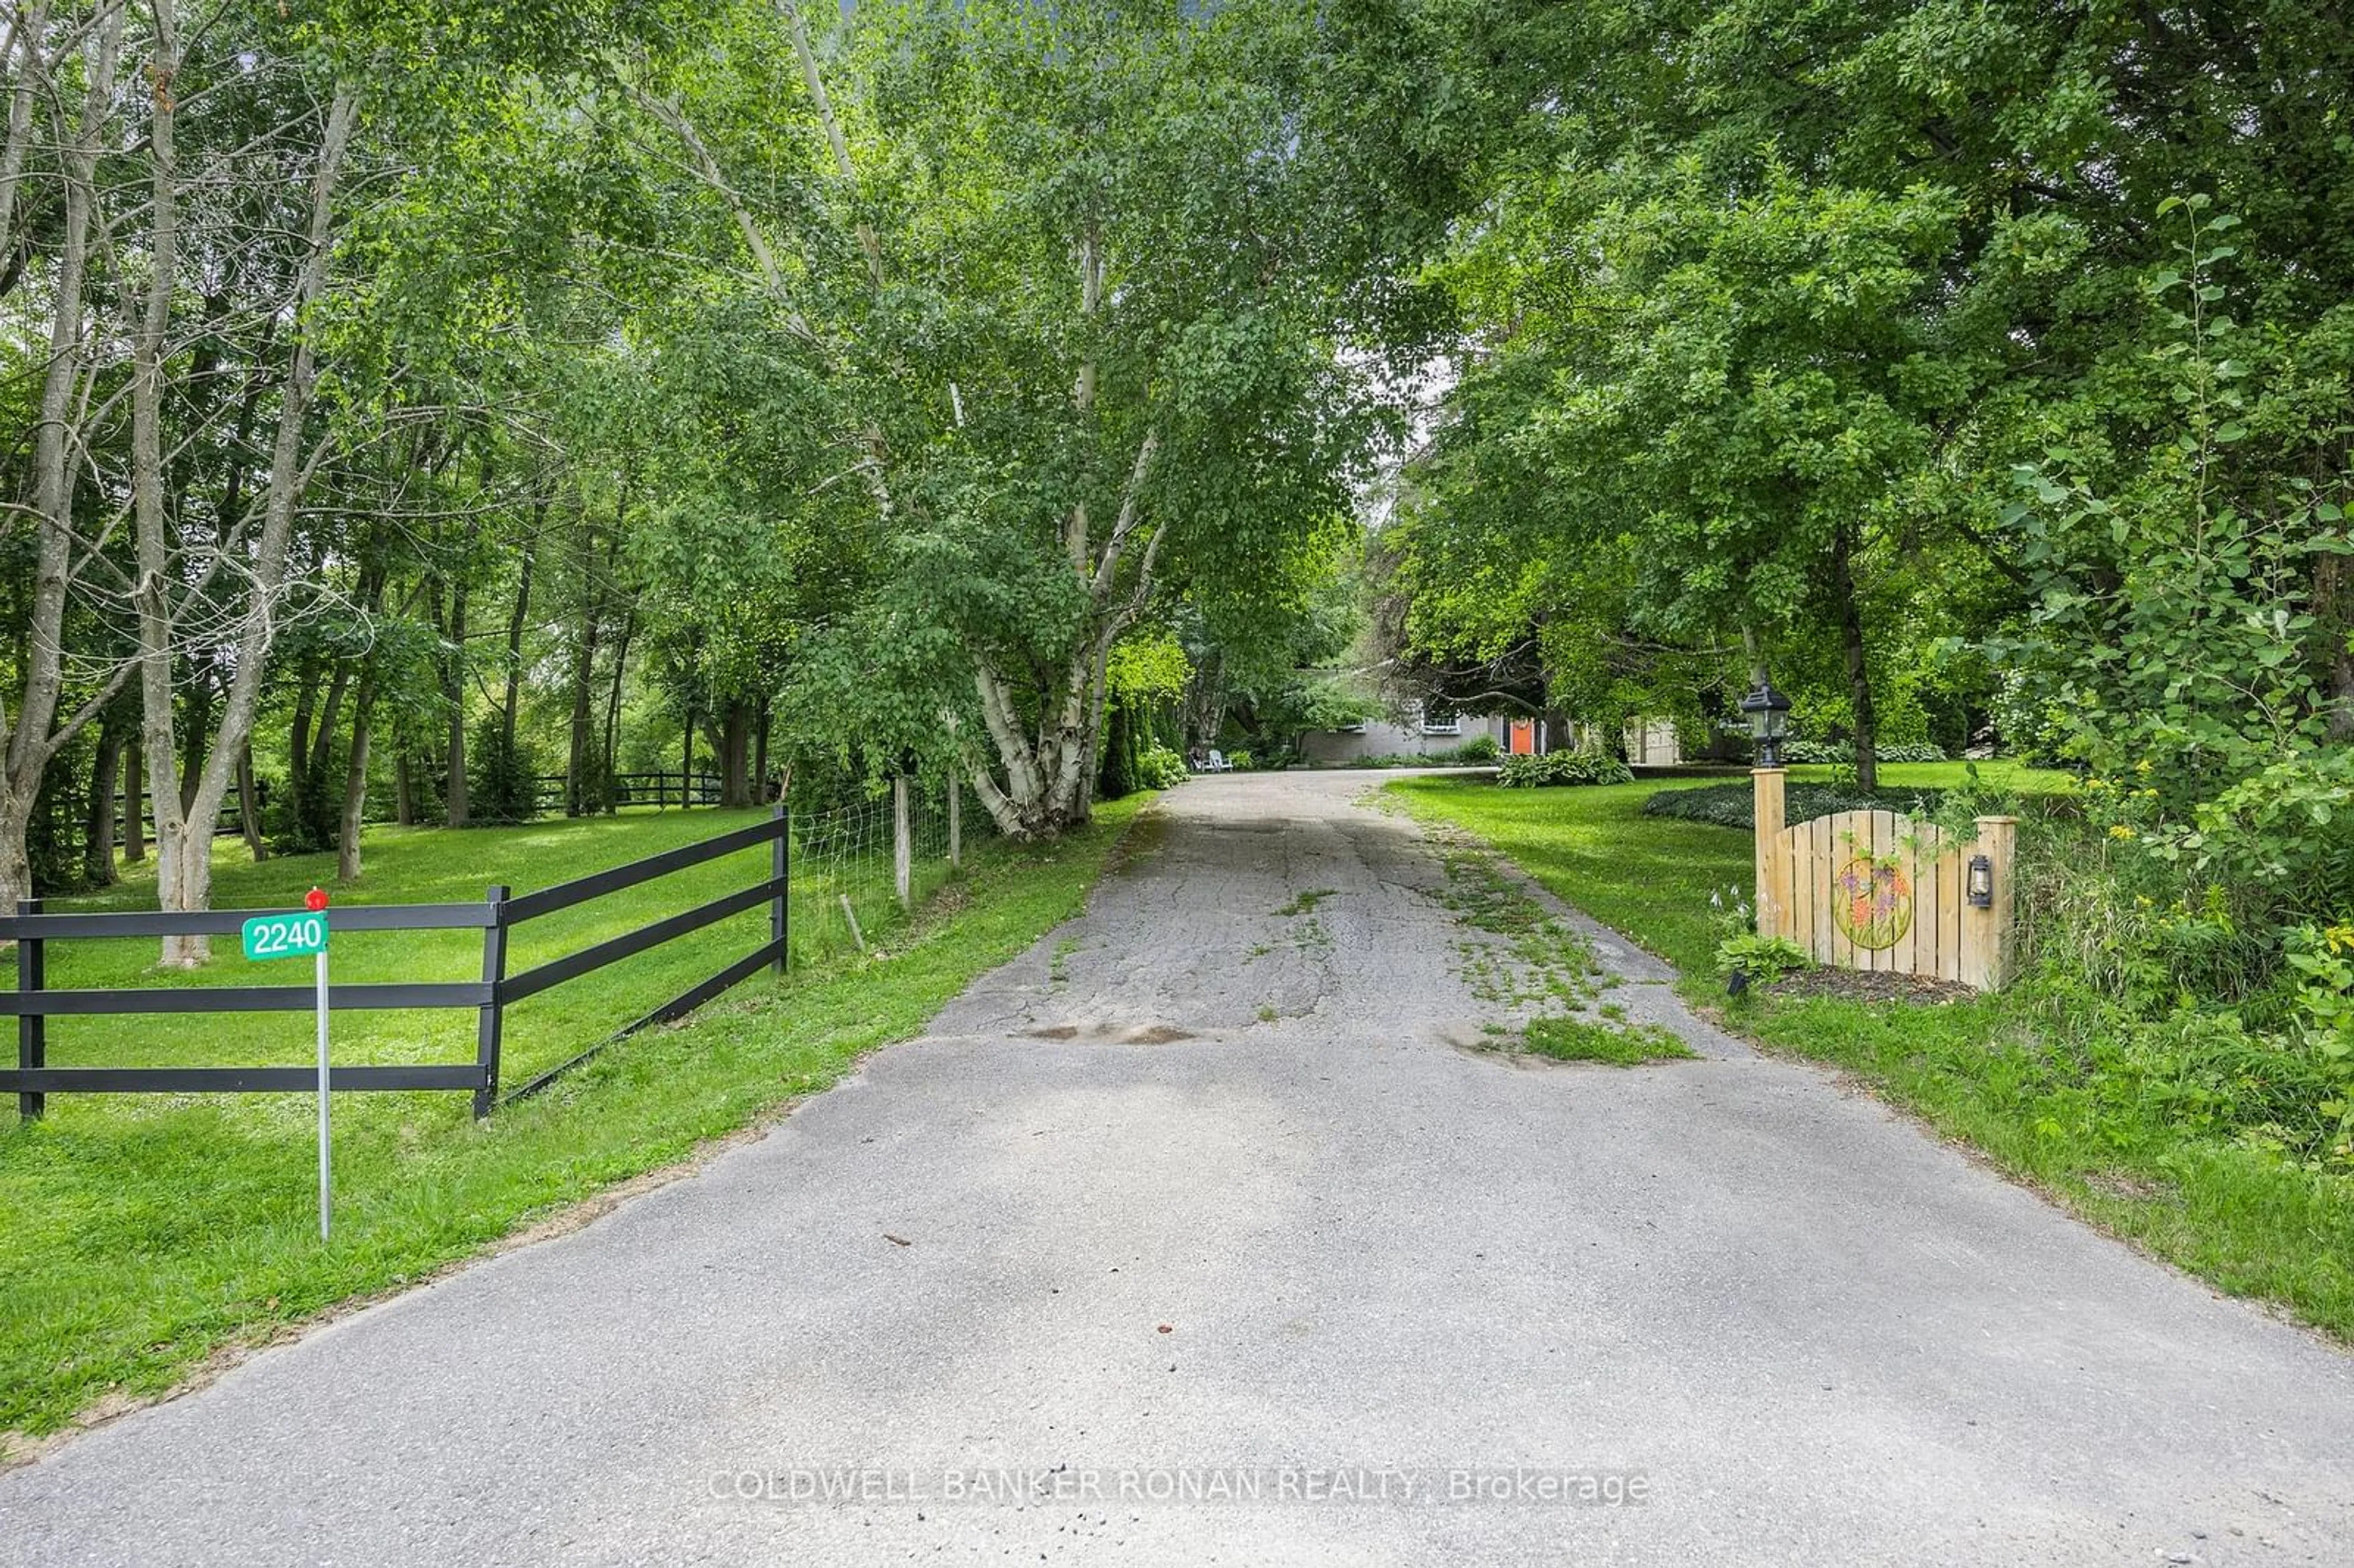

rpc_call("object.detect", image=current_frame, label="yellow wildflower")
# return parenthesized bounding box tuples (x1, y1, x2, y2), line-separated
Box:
(2328, 924, 2354, 954)
(2108, 824, 2136, 840)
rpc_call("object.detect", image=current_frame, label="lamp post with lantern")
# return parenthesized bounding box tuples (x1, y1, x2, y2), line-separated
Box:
(1738, 681, 1792, 767)
(1741, 682, 1792, 942)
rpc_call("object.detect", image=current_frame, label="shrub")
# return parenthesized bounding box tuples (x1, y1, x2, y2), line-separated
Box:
(1455, 733, 1500, 764)
(1495, 748, 1635, 788)
(1781, 739, 1948, 765)
(1715, 932, 1811, 988)
(1641, 781, 1945, 831)
(1992, 805, 2354, 1169)
(1227, 750, 1255, 771)
(2276, 925, 2354, 1167)
(467, 715, 542, 824)
(1988, 666, 2070, 766)
(2173, 750, 2354, 915)
(1135, 745, 1190, 790)
(1703, 881, 1810, 991)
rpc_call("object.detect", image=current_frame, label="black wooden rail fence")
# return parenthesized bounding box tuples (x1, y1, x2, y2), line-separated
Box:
(115, 771, 732, 845)
(2, 805, 790, 1123)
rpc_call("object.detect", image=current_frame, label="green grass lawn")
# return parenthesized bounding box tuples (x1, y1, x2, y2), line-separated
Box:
(1388, 771, 2354, 1342)
(0, 796, 1147, 1444)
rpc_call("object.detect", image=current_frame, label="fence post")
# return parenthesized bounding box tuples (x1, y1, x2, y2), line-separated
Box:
(473, 885, 510, 1118)
(1962, 816, 2019, 991)
(947, 776, 962, 873)
(893, 775, 913, 911)
(1751, 767, 1786, 940)
(15, 899, 44, 1122)
(771, 802, 789, 976)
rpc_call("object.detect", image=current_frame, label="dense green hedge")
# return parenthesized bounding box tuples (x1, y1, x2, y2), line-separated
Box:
(1496, 750, 1636, 788)
(1780, 739, 1948, 765)
(1639, 780, 1946, 830)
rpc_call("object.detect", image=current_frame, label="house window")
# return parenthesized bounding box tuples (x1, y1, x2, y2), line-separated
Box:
(1419, 704, 1461, 736)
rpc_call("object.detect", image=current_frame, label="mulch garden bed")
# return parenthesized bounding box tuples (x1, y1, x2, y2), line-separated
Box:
(1765, 967, 1981, 1005)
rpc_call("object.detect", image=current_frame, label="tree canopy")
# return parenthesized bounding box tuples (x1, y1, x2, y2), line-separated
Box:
(2, 0, 2349, 948)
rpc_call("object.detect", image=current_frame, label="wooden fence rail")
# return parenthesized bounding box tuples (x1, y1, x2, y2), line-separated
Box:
(2, 805, 791, 1122)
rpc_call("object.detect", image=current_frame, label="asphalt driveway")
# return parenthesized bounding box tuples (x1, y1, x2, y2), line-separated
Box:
(3, 771, 2349, 1564)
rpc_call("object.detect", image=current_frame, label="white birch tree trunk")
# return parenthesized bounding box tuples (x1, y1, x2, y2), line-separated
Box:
(143, 86, 360, 964)
(644, 12, 1170, 840)
(0, 7, 126, 912)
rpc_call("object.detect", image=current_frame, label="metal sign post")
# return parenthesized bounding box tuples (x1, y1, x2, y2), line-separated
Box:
(243, 887, 333, 1239)
(314, 917, 330, 1239)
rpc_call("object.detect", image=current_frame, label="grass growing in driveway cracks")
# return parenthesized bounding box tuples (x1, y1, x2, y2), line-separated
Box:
(1417, 826, 1677, 1065)
(1387, 773, 2354, 1342)
(0, 797, 1148, 1446)
(1523, 1016, 1695, 1065)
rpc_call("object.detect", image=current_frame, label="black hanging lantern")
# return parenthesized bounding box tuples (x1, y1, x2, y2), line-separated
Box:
(1738, 682, 1793, 768)
(1967, 853, 1994, 908)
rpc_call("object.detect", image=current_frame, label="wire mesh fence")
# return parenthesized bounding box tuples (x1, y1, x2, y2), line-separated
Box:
(785, 775, 993, 965)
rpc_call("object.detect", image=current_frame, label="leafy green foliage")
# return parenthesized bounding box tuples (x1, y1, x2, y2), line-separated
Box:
(2280, 926, 2354, 1167)
(1135, 746, 1190, 790)
(467, 715, 542, 826)
(1782, 740, 1946, 766)
(1705, 879, 1807, 983)
(1496, 750, 1635, 788)
(1642, 782, 1946, 832)
(1715, 934, 1811, 988)
(2178, 753, 2354, 913)
(1107, 633, 1194, 707)
(607, 0, 1412, 830)
(2002, 199, 2354, 823)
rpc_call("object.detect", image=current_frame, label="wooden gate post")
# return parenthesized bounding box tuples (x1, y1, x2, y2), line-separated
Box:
(947, 777, 962, 873)
(1962, 815, 2020, 990)
(771, 802, 789, 976)
(893, 775, 913, 911)
(472, 885, 510, 1119)
(16, 899, 44, 1122)
(1752, 767, 1786, 940)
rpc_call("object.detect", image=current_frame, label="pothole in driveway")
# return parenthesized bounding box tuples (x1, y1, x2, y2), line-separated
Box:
(1024, 1023, 1198, 1044)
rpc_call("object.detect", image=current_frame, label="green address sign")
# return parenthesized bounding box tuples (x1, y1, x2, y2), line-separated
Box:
(241, 910, 329, 961)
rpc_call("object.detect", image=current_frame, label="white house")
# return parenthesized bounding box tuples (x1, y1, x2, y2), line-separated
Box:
(1301, 704, 1515, 765)
(1300, 707, 1684, 766)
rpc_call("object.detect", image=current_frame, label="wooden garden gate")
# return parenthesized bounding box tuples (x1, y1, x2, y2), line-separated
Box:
(1750, 769, 2017, 990)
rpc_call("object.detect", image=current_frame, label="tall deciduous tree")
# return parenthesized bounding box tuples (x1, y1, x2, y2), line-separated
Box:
(618, 0, 1387, 834)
